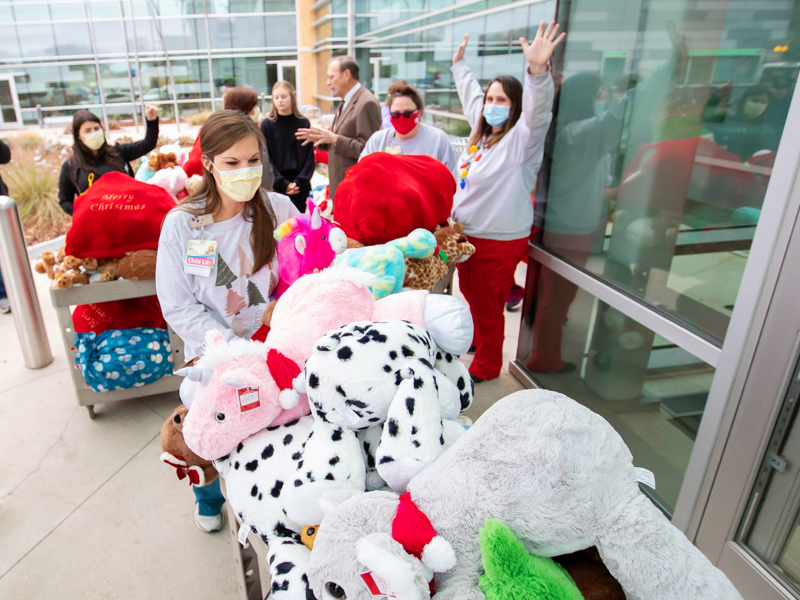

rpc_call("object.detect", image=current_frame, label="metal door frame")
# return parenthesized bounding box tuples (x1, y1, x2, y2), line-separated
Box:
(0, 75, 22, 127)
(266, 59, 300, 100)
(687, 80, 800, 597)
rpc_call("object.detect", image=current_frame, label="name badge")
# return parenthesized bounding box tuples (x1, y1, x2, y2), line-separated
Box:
(384, 144, 402, 155)
(185, 239, 218, 277)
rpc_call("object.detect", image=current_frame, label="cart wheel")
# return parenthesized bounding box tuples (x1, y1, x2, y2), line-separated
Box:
(86, 405, 96, 420)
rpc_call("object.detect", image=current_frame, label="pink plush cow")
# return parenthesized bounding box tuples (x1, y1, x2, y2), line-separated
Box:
(179, 267, 473, 461)
(273, 202, 347, 298)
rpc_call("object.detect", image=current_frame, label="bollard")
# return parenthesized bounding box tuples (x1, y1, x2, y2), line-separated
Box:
(0, 197, 53, 369)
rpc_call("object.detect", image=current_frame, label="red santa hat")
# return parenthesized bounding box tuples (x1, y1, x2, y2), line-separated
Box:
(391, 493, 457, 573)
(334, 154, 455, 247)
(266, 348, 303, 409)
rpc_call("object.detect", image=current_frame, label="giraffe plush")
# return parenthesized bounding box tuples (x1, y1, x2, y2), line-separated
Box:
(404, 221, 476, 293)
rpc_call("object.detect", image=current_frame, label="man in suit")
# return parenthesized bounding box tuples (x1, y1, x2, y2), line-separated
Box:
(296, 56, 381, 198)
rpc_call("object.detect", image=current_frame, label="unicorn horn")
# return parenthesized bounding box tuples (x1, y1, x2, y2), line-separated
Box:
(311, 206, 322, 230)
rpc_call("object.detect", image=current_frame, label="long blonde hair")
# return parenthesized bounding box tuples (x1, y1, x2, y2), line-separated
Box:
(267, 80, 304, 120)
(177, 111, 276, 273)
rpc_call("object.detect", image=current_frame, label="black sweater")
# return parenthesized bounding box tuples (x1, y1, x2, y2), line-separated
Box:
(0, 139, 10, 196)
(58, 117, 159, 215)
(260, 114, 315, 211)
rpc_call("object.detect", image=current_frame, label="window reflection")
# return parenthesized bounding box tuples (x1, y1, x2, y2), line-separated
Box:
(530, 5, 797, 344)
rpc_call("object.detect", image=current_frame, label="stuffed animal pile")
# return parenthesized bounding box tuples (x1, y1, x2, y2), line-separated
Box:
(305, 390, 743, 600)
(35, 247, 157, 289)
(35, 247, 117, 289)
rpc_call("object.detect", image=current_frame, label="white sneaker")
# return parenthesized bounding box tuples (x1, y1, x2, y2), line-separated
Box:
(194, 503, 223, 533)
(0, 298, 9, 314)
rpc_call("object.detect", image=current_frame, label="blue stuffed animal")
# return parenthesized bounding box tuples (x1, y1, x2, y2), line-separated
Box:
(333, 228, 436, 299)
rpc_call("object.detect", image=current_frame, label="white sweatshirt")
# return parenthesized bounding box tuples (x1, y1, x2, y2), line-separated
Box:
(450, 60, 554, 241)
(156, 192, 299, 360)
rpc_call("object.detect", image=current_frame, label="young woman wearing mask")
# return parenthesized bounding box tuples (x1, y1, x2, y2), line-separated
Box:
(451, 21, 565, 383)
(156, 111, 299, 532)
(360, 80, 457, 175)
(184, 87, 275, 191)
(708, 84, 782, 161)
(260, 80, 315, 212)
(58, 105, 160, 215)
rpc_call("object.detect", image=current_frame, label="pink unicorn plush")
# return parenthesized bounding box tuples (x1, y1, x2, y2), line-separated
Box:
(274, 201, 347, 298)
(180, 267, 473, 460)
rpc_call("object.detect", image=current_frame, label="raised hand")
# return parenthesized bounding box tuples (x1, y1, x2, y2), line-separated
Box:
(453, 33, 469, 65)
(520, 20, 566, 75)
(144, 104, 159, 121)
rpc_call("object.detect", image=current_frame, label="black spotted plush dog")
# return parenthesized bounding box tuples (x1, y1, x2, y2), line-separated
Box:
(281, 320, 474, 527)
(214, 416, 315, 599)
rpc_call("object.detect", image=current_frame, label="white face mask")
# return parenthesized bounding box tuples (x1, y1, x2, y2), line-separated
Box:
(82, 129, 105, 150)
(210, 163, 262, 203)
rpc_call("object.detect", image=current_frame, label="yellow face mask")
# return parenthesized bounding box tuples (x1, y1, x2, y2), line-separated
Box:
(82, 129, 106, 150)
(210, 163, 262, 203)
(250, 108, 260, 122)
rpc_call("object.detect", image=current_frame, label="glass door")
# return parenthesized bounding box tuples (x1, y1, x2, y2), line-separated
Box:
(266, 60, 299, 99)
(694, 136, 800, 597)
(0, 76, 21, 127)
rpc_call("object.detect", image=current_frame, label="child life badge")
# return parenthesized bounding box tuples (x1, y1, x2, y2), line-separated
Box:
(185, 239, 218, 276)
(237, 387, 261, 412)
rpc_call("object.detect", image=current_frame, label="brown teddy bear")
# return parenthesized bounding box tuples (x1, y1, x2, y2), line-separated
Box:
(117, 250, 157, 281)
(35, 248, 102, 288)
(160, 405, 217, 487)
(97, 259, 120, 282)
(148, 152, 178, 171)
(404, 220, 476, 292)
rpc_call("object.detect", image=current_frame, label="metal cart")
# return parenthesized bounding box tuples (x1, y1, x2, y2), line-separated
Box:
(50, 279, 184, 419)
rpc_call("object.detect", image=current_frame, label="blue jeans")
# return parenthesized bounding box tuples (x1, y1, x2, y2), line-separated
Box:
(193, 477, 225, 516)
(0, 266, 6, 299)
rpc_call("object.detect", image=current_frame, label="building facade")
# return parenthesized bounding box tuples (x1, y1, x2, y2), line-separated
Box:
(3, 0, 800, 596)
(0, 0, 299, 129)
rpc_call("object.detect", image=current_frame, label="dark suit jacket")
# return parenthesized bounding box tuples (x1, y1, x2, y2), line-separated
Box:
(327, 84, 382, 198)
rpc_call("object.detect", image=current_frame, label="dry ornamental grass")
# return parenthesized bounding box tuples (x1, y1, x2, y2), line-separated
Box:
(1, 135, 71, 245)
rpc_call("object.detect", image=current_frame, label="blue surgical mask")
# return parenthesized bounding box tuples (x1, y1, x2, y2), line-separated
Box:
(594, 101, 607, 116)
(483, 104, 510, 127)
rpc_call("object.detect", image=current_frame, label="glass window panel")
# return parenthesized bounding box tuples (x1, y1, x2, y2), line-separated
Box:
(0, 26, 21, 60)
(209, 15, 271, 48)
(266, 15, 296, 46)
(158, 16, 206, 51)
(15, 24, 58, 58)
(155, 0, 204, 15)
(11, 4, 52, 21)
(212, 57, 267, 97)
(516, 261, 716, 514)
(100, 62, 135, 104)
(88, 0, 119, 19)
(12, 64, 99, 108)
(51, 3, 88, 20)
(53, 22, 94, 56)
(94, 19, 128, 55)
(535, 0, 798, 344)
(0, 6, 12, 21)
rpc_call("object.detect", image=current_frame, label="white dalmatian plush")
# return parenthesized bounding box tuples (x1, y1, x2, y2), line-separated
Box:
(214, 416, 316, 599)
(282, 320, 473, 526)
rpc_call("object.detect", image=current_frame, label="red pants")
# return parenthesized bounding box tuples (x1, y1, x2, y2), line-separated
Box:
(457, 236, 529, 380)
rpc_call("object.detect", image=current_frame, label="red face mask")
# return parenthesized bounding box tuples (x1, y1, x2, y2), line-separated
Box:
(390, 112, 419, 135)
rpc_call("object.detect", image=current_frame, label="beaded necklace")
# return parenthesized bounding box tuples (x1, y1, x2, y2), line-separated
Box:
(458, 144, 483, 190)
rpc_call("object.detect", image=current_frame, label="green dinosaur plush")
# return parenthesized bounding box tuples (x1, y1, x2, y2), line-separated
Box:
(479, 519, 583, 600)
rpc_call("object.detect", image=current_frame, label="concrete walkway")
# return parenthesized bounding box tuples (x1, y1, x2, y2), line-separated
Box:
(0, 259, 524, 598)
